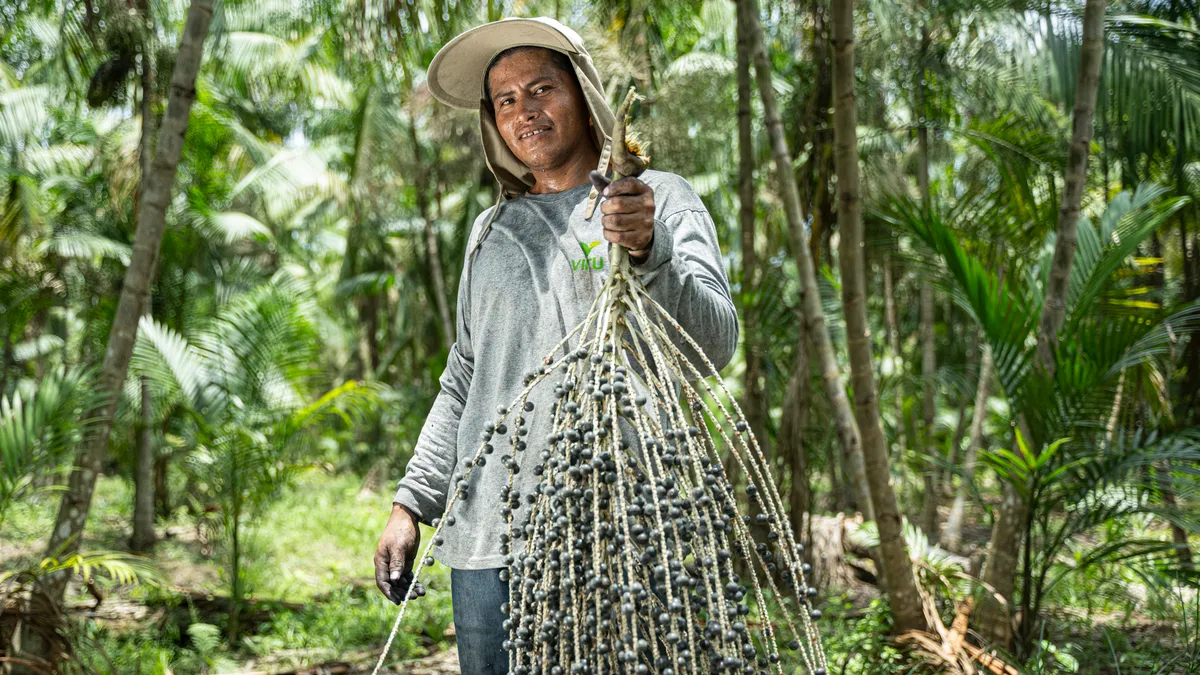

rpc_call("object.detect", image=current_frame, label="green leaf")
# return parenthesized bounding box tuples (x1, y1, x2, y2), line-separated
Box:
(205, 211, 274, 244)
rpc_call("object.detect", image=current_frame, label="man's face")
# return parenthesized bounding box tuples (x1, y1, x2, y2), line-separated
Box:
(487, 48, 594, 174)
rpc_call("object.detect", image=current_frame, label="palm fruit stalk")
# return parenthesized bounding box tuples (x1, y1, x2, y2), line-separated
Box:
(371, 88, 828, 675)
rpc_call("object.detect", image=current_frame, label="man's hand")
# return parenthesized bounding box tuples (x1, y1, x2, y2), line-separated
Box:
(374, 503, 427, 604)
(599, 176, 655, 262)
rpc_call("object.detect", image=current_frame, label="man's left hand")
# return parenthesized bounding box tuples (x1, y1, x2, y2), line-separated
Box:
(600, 177, 655, 262)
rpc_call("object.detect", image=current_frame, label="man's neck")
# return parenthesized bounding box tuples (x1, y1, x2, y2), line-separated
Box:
(528, 147, 602, 194)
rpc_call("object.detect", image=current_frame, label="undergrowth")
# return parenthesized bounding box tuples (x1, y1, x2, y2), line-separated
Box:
(4, 472, 1195, 674)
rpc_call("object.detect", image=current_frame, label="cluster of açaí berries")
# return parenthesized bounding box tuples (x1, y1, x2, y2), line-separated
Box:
(478, 329, 827, 675)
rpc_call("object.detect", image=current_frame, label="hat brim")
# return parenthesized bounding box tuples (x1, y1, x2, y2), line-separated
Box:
(428, 18, 579, 110)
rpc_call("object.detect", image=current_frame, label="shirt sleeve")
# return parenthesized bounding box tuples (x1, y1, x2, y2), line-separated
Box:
(392, 209, 488, 524)
(627, 196, 740, 378)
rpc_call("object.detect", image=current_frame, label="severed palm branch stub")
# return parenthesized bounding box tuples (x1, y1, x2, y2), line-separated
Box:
(371, 88, 828, 675)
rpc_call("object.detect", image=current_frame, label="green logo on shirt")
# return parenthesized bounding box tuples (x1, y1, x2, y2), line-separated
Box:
(572, 240, 605, 271)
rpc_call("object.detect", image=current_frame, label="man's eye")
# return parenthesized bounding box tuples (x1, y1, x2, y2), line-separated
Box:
(535, 85, 550, 94)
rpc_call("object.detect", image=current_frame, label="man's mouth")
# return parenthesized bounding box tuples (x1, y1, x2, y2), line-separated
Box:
(519, 127, 551, 140)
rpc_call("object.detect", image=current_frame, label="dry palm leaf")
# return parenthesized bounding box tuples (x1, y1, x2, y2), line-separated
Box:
(899, 598, 1020, 675)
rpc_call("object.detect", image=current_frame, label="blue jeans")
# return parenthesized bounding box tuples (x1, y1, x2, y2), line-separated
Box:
(450, 568, 510, 675)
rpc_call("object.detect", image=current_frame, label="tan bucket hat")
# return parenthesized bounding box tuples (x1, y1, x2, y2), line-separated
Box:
(429, 17, 581, 110)
(426, 16, 616, 202)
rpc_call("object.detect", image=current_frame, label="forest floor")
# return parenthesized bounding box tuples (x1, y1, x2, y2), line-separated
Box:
(2, 470, 1193, 674)
(3, 470, 459, 674)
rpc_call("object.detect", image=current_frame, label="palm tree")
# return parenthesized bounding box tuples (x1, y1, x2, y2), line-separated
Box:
(131, 0, 159, 553)
(402, 65, 455, 353)
(829, 0, 929, 634)
(887, 181, 1199, 654)
(915, 3, 940, 545)
(590, 0, 709, 104)
(1095, 14, 1200, 434)
(735, 0, 773, 540)
(1035, 0, 1108, 374)
(981, 0, 1107, 647)
(132, 275, 376, 640)
(32, 0, 215, 630)
(1, 368, 162, 671)
(738, 0, 875, 527)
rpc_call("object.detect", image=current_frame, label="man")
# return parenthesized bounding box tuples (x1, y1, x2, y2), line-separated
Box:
(373, 16, 738, 675)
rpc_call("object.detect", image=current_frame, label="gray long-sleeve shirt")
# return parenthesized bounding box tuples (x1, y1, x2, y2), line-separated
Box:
(392, 169, 739, 569)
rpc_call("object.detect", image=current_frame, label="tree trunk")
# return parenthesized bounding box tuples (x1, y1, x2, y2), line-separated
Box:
(782, 318, 812, 544)
(979, 478, 1024, 646)
(1186, 215, 1200, 423)
(639, 25, 655, 105)
(920, 279, 938, 542)
(883, 252, 905, 459)
(29, 0, 214, 629)
(0, 334, 10, 400)
(131, 29, 158, 554)
(736, 0, 771, 544)
(944, 346, 992, 551)
(1166, 118, 1194, 566)
(1160, 464, 1195, 570)
(741, 0, 874, 524)
(229, 467, 243, 641)
(916, 17, 940, 544)
(30, 314, 46, 381)
(154, 454, 169, 517)
(800, 0, 834, 268)
(421, 205, 453, 351)
(1104, 369, 1126, 448)
(981, 0, 1106, 648)
(830, 0, 928, 633)
(131, 376, 156, 551)
(945, 328, 975, 493)
(884, 252, 912, 513)
(1033, 0, 1107, 377)
(355, 298, 373, 380)
(359, 294, 381, 376)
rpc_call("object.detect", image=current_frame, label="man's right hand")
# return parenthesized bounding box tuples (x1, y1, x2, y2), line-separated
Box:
(374, 503, 427, 604)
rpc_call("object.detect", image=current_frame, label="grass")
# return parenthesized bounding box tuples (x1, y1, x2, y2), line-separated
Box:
(248, 469, 411, 602)
(65, 583, 453, 675)
(3, 468, 453, 674)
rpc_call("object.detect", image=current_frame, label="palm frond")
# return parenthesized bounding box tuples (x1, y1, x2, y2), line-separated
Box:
(3, 549, 166, 589)
(132, 316, 209, 408)
(38, 232, 132, 265)
(21, 143, 94, 176)
(1107, 16, 1200, 95)
(203, 275, 321, 412)
(879, 196, 1039, 412)
(12, 335, 64, 363)
(0, 367, 99, 523)
(0, 86, 51, 147)
(1062, 184, 1186, 331)
(202, 211, 274, 245)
